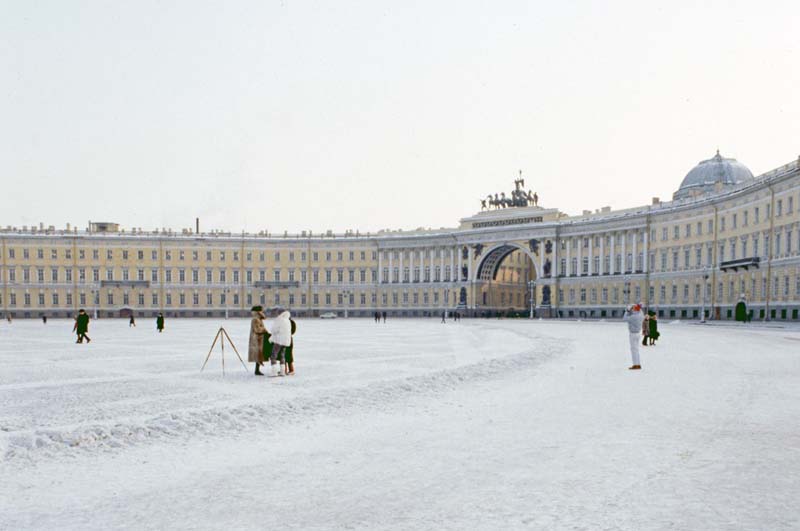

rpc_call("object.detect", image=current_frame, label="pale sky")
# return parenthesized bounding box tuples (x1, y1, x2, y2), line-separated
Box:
(2, 0, 799, 234)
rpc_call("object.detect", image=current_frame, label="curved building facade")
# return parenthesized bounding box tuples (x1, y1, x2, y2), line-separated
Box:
(2, 153, 800, 320)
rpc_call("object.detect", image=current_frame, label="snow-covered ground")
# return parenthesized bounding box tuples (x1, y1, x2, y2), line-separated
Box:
(1, 317, 799, 530)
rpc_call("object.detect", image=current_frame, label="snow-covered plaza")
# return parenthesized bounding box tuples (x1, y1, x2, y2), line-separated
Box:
(1, 317, 799, 530)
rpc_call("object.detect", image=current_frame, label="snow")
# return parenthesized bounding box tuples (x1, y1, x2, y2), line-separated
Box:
(1, 317, 799, 530)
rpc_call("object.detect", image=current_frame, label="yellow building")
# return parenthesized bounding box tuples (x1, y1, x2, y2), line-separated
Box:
(2, 152, 799, 320)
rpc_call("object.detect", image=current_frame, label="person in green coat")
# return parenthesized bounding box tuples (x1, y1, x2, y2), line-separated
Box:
(284, 318, 297, 375)
(74, 309, 91, 343)
(648, 312, 659, 345)
(156, 313, 165, 333)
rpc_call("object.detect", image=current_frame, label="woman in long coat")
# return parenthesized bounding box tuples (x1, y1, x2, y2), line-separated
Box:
(648, 312, 659, 345)
(248, 306, 267, 376)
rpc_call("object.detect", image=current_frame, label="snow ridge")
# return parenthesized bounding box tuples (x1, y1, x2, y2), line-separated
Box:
(2, 337, 566, 463)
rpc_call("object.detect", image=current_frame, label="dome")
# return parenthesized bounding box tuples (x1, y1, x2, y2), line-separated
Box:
(673, 150, 754, 200)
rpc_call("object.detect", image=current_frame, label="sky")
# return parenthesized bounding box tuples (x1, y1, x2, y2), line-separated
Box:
(1, 0, 799, 234)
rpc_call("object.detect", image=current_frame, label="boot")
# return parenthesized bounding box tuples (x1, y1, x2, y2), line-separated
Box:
(628, 365, 642, 370)
(255, 364, 264, 376)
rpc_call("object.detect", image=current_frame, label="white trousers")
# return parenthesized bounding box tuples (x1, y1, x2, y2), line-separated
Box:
(629, 333, 641, 366)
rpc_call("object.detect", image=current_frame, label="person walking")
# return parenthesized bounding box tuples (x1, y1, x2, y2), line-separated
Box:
(129, 315, 136, 327)
(42, 315, 47, 324)
(641, 312, 650, 346)
(648, 312, 659, 345)
(623, 304, 643, 370)
(269, 310, 292, 376)
(441, 311, 446, 323)
(156, 313, 165, 333)
(248, 306, 267, 376)
(382, 311, 387, 323)
(75, 309, 91, 344)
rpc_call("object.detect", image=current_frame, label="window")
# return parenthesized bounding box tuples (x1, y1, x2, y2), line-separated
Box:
(165, 270, 172, 283)
(673, 226, 679, 239)
(274, 252, 280, 262)
(685, 224, 691, 237)
(138, 250, 144, 260)
(152, 250, 158, 260)
(273, 270, 281, 282)
(777, 199, 783, 217)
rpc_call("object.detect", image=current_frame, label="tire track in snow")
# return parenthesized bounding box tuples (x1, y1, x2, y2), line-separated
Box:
(1, 335, 567, 464)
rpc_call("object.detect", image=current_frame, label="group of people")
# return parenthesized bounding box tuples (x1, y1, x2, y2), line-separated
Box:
(623, 304, 661, 370)
(248, 306, 296, 377)
(71, 310, 166, 344)
(441, 311, 462, 323)
(373, 311, 387, 323)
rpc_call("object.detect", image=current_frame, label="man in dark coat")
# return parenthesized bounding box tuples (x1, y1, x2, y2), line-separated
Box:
(75, 309, 91, 343)
(156, 313, 165, 333)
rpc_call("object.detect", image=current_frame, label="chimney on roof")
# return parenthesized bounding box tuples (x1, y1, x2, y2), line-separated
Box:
(651, 197, 660, 205)
(196, 217, 199, 234)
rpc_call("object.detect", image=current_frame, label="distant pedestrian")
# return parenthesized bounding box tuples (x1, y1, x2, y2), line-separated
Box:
(382, 311, 387, 323)
(248, 306, 267, 376)
(648, 312, 659, 345)
(6, 314, 11, 323)
(623, 304, 643, 370)
(42, 315, 47, 324)
(374, 311, 380, 323)
(129, 315, 136, 327)
(156, 313, 165, 333)
(641, 313, 650, 346)
(74, 309, 91, 344)
(441, 311, 446, 323)
(269, 310, 292, 376)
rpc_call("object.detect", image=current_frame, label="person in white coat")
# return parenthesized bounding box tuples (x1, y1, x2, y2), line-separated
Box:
(269, 310, 292, 376)
(623, 304, 644, 370)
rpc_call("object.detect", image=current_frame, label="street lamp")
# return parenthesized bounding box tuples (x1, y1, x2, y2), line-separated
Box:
(528, 280, 536, 319)
(700, 266, 710, 323)
(341, 289, 352, 318)
(224, 286, 230, 319)
(91, 288, 98, 319)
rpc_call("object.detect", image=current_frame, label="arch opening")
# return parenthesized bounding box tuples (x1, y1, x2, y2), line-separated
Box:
(474, 244, 538, 316)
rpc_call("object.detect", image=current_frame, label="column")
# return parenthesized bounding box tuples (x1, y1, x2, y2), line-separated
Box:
(399, 250, 404, 283)
(600, 234, 605, 275)
(378, 250, 383, 284)
(610, 234, 616, 274)
(621, 232, 627, 273)
(643, 230, 649, 273)
(566, 239, 571, 276)
(588, 236, 594, 275)
(577, 237, 582, 276)
(389, 251, 394, 283)
(440, 248, 445, 282)
(553, 237, 558, 278)
(632, 231, 638, 272)
(457, 246, 463, 281)
(467, 246, 474, 281)
(539, 241, 545, 278)
(408, 248, 414, 282)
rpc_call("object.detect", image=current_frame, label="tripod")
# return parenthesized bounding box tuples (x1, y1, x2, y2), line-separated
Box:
(200, 327, 248, 375)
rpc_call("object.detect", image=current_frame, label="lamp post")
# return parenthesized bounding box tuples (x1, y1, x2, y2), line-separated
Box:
(224, 286, 230, 319)
(91, 288, 98, 319)
(528, 280, 536, 319)
(700, 266, 710, 323)
(341, 289, 352, 318)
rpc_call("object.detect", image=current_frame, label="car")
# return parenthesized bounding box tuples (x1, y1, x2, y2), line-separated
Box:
(319, 312, 337, 319)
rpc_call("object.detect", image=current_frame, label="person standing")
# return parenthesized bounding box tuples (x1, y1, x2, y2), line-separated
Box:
(284, 317, 297, 375)
(441, 311, 446, 323)
(648, 312, 659, 345)
(269, 310, 292, 376)
(382, 311, 387, 323)
(623, 304, 643, 370)
(156, 313, 165, 333)
(247, 306, 267, 376)
(42, 315, 47, 324)
(641, 312, 650, 346)
(75, 309, 91, 344)
(129, 315, 136, 327)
